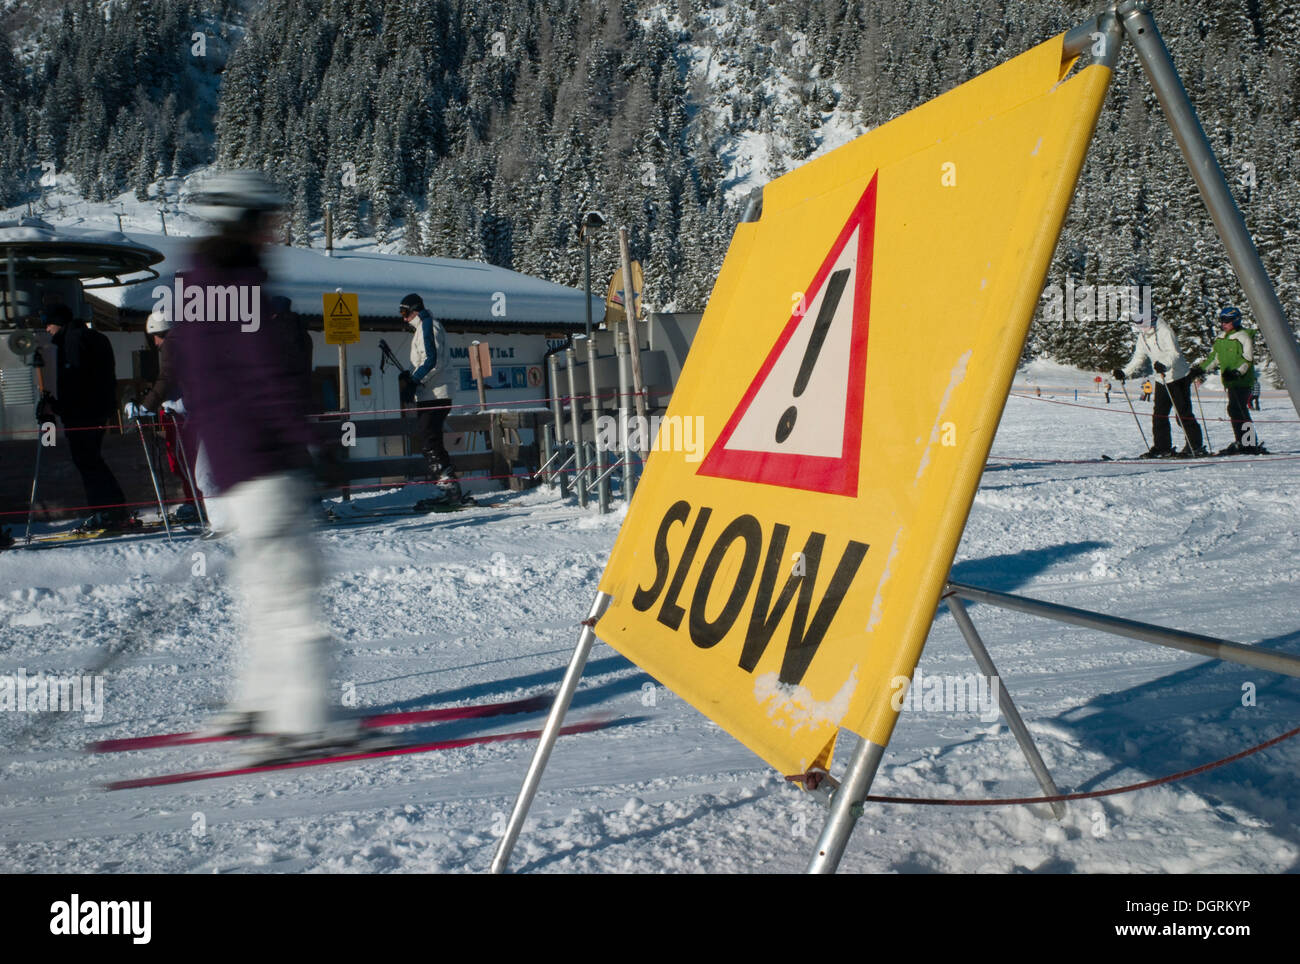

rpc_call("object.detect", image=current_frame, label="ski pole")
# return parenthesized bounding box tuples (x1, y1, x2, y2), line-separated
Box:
(23, 424, 44, 545)
(24, 350, 48, 545)
(1192, 378, 1212, 452)
(1120, 379, 1148, 451)
(134, 415, 173, 542)
(168, 411, 209, 530)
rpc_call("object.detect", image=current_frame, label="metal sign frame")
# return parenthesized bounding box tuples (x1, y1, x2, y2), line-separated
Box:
(491, 0, 1300, 874)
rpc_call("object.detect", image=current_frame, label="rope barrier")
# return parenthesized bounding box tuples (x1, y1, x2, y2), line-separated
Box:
(0, 390, 649, 439)
(1009, 391, 1299, 423)
(852, 722, 1300, 807)
(986, 452, 1300, 466)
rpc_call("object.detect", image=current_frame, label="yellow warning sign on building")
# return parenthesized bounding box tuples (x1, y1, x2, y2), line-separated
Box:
(594, 36, 1111, 777)
(323, 292, 360, 345)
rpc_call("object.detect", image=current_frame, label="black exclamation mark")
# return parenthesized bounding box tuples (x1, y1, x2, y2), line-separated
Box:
(776, 268, 850, 444)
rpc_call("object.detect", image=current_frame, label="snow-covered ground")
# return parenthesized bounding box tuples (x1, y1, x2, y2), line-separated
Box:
(2, 367, 1299, 874)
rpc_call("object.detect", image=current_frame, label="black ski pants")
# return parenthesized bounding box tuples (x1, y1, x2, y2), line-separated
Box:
(415, 397, 453, 468)
(63, 419, 127, 514)
(1226, 385, 1255, 445)
(1152, 376, 1202, 451)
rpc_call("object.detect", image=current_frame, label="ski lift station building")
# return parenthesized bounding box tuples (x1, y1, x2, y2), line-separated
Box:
(1, 220, 685, 519)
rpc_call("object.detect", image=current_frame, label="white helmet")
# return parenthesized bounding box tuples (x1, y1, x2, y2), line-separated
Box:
(188, 170, 286, 224)
(146, 309, 173, 334)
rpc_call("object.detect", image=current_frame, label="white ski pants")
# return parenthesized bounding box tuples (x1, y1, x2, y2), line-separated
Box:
(224, 471, 333, 735)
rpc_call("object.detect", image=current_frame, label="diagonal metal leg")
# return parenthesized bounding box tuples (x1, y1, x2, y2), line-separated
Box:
(490, 591, 611, 873)
(805, 735, 886, 874)
(944, 589, 1066, 819)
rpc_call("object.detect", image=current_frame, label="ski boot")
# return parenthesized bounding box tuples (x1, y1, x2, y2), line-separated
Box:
(173, 503, 200, 525)
(193, 708, 261, 740)
(240, 718, 379, 766)
(1138, 446, 1176, 459)
(1175, 444, 1208, 459)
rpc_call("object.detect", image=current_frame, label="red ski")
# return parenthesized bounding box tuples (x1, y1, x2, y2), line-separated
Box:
(105, 718, 609, 791)
(89, 694, 550, 754)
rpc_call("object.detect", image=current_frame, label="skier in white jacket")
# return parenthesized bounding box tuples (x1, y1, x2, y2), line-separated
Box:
(397, 293, 461, 501)
(1112, 313, 1206, 458)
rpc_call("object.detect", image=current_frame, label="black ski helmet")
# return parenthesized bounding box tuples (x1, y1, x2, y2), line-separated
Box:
(1219, 306, 1242, 329)
(399, 293, 424, 313)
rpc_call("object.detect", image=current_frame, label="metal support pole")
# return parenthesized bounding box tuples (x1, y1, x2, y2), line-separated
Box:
(583, 238, 593, 340)
(491, 591, 612, 874)
(618, 228, 649, 461)
(945, 593, 1066, 820)
(1062, 7, 1124, 68)
(615, 326, 635, 501)
(566, 343, 587, 507)
(805, 737, 887, 874)
(1119, 0, 1300, 419)
(587, 335, 609, 513)
(546, 353, 569, 497)
(539, 423, 554, 487)
(947, 581, 1300, 680)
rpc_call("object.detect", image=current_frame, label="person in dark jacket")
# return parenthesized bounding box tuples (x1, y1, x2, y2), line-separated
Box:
(41, 303, 130, 528)
(171, 170, 347, 756)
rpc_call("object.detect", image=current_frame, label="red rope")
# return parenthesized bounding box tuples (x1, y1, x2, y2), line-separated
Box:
(855, 723, 1300, 807)
(1010, 391, 1299, 423)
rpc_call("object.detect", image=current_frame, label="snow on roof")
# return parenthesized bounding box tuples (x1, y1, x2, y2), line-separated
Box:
(0, 217, 164, 282)
(89, 232, 605, 328)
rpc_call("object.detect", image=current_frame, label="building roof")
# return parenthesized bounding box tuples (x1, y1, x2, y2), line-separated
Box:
(87, 232, 605, 332)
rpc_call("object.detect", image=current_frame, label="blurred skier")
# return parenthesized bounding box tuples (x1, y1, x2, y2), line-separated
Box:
(172, 170, 350, 756)
(123, 309, 200, 523)
(39, 302, 131, 528)
(1193, 306, 1265, 455)
(1112, 311, 1206, 458)
(398, 292, 461, 503)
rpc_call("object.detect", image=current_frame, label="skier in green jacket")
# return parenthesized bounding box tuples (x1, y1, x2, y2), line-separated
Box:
(1193, 306, 1266, 455)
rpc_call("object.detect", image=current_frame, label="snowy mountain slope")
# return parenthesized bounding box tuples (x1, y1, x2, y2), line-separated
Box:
(1, 381, 1298, 873)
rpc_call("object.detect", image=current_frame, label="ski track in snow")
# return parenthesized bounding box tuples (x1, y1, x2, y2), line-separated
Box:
(2, 361, 1299, 874)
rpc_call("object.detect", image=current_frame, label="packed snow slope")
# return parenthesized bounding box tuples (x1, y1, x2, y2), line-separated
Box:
(2, 365, 1299, 873)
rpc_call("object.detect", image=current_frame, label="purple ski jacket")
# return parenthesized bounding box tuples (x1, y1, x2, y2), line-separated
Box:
(170, 239, 319, 491)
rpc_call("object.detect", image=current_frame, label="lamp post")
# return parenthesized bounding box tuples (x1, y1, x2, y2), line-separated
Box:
(579, 211, 606, 338)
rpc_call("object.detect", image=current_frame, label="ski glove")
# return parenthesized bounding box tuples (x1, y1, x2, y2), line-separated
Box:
(123, 401, 152, 420)
(397, 370, 417, 404)
(1111, 369, 1125, 381)
(1153, 361, 1167, 374)
(36, 392, 57, 422)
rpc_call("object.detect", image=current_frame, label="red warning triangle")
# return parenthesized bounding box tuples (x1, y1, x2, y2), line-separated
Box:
(698, 174, 877, 497)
